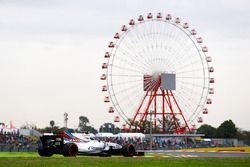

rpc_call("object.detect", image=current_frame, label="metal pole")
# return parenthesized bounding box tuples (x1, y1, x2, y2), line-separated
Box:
(149, 109, 153, 150)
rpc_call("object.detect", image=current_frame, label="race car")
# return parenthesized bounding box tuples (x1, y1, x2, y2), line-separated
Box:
(38, 131, 144, 157)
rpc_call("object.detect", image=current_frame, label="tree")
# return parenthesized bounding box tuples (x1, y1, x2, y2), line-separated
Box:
(99, 123, 121, 134)
(78, 116, 89, 132)
(84, 126, 98, 134)
(196, 124, 216, 138)
(216, 120, 237, 138)
(157, 115, 180, 133)
(20, 122, 37, 130)
(99, 123, 115, 133)
(49, 120, 55, 132)
(137, 120, 151, 133)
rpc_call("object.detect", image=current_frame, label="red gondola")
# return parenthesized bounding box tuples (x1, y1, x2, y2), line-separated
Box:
(197, 37, 203, 43)
(198, 117, 203, 123)
(203, 108, 208, 114)
(121, 25, 127, 31)
(102, 85, 107, 91)
(157, 12, 162, 19)
(100, 74, 106, 80)
(114, 116, 120, 122)
(166, 14, 172, 20)
(191, 125, 197, 131)
(209, 88, 214, 94)
(206, 56, 212, 62)
(202, 46, 208, 52)
(209, 78, 215, 83)
(104, 52, 111, 58)
(147, 13, 153, 19)
(183, 22, 189, 29)
(207, 98, 212, 104)
(108, 42, 115, 48)
(175, 17, 181, 24)
(114, 33, 120, 39)
(129, 19, 135, 26)
(102, 63, 108, 69)
(191, 29, 197, 35)
(104, 96, 110, 103)
(209, 67, 214, 72)
(109, 107, 114, 113)
(138, 15, 144, 22)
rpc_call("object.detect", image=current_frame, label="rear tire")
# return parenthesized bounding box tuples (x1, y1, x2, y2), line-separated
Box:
(122, 144, 135, 157)
(38, 143, 53, 157)
(62, 143, 78, 157)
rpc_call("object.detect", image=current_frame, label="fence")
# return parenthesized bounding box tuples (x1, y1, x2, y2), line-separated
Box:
(0, 143, 38, 152)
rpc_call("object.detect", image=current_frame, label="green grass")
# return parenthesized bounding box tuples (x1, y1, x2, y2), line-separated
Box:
(0, 152, 250, 167)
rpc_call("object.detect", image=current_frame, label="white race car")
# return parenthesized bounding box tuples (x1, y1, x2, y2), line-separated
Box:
(38, 132, 143, 157)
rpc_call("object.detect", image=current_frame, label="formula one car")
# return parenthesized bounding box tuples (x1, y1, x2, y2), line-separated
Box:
(38, 131, 144, 157)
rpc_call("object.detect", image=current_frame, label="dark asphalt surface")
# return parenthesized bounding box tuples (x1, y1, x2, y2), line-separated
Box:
(146, 150, 250, 157)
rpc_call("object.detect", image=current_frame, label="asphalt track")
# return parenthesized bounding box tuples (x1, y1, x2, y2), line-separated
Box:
(146, 150, 250, 157)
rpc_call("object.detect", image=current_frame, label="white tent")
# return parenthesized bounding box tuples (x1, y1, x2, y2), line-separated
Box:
(116, 133, 145, 139)
(95, 133, 114, 138)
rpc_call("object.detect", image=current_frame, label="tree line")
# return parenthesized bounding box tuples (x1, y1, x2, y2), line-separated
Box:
(197, 119, 250, 145)
(21, 116, 250, 144)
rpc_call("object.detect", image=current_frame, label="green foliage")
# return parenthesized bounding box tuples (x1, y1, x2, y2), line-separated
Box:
(216, 120, 237, 138)
(49, 120, 55, 128)
(78, 116, 90, 132)
(37, 126, 62, 134)
(77, 116, 97, 134)
(99, 123, 113, 133)
(197, 124, 216, 138)
(197, 120, 238, 139)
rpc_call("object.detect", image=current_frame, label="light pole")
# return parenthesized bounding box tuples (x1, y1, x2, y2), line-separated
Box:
(64, 112, 68, 129)
(149, 109, 153, 150)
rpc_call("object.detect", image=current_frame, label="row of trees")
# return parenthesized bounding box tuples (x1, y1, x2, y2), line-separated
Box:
(196, 120, 237, 138)
(197, 119, 250, 145)
(36, 116, 98, 134)
(22, 116, 250, 143)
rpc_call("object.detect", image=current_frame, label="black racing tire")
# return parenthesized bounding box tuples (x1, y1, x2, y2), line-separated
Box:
(62, 143, 78, 157)
(122, 144, 135, 157)
(38, 143, 53, 157)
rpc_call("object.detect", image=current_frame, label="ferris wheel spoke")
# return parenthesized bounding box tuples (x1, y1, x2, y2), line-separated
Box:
(114, 52, 150, 74)
(176, 84, 202, 99)
(171, 50, 199, 70)
(176, 60, 205, 74)
(176, 68, 204, 75)
(176, 76, 207, 79)
(110, 82, 141, 97)
(177, 79, 205, 89)
(110, 74, 142, 77)
(116, 87, 143, 109)
(174, 91, 198, 112)
(111, 64, 145, 74)
(173, 93, 194, 117)
(109, 78, 141, 87)
(116, 45, 153, 72)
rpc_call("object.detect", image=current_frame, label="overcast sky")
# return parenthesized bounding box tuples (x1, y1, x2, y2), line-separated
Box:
(0, 0, 250, 130)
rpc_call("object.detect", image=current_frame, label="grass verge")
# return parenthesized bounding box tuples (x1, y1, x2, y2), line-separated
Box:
(0, 152, 250, 167)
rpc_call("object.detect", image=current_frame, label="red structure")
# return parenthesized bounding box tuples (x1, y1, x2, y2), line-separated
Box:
(129, 74, 190, 134)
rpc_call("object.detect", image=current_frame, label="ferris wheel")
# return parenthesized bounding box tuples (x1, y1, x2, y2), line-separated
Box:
(100, 12, 214, 134)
